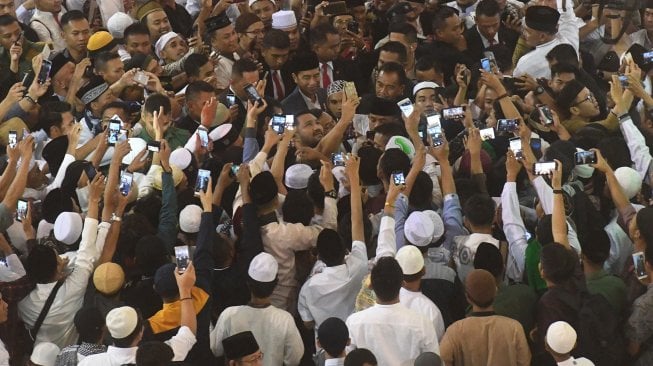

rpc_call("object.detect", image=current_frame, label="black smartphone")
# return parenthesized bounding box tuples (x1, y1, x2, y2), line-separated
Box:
(271, 114, 285, 134)
(147, 141, 161, 152)
(244, 83, 262, 103)
(634, 251, 648, 280)
(366, 130, 376, 140)
(324, 1, 346, 15)
(497, 118, 519, 132)
(418, 121, 428, 146)
(84, 164, 97, 181)
(534, 161, 557, 176)
(37, 59, 52, 84)
(392, 171, 405, 185)
(347, 20, 359, 34)
(574, 150, 597, 165)
(194, 169, 211, 197)
(175, 245, 190, 272)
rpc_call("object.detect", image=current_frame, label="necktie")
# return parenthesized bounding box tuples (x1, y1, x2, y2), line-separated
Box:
(322, 63, 331, 89)
(489, 38, 497, 46)
(272, 70, 284, 99)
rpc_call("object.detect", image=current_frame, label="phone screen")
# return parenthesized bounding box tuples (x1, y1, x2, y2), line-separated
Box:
(480, 127, 495, 141)
(16, 199, 27, 222)
(230, 164, 240, 177)
(509, 137, 523, 159)
(397, 98, 413, 118)
(539, 106, 554, 125)
(194, 169, 211, 196)
(634, 252, 648, 279)
(271, 115, 286, 134)
(392, 171, 405, 186)
(147, 141, 160, 152)
(442, 107, 464, 120)
(574, 151, 597, 165)
(175, 245, 190, 272)
(38, 60, 52, 84)
(481, 58, 491, 72)
(226, 93, 236, 107)
(8, 131, 17, 149)
(332, 153, 346, 167)
(108, 121, 121, 146)
(244, 84, 262, 102)
(426, 114, 443, 146)
(534, 162, 557, 175)
(285, 115, 295, 130)
(497, 119, 518, 132)
(198, 128, 209, 148)
(119, 171, 133, 196)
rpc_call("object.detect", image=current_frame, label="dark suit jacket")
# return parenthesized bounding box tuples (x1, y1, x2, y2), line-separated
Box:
(281, 87, 327, 115)
(464, 25, 520, 63)
(260, 62, 296, 100)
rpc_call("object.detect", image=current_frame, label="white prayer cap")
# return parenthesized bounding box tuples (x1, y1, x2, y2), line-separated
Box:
(423, 210, 444, 242)
(248, 253, 278, 282)
(170, 148, 193, 170)
(30, 342, 60, 366)
(122, 138, 147, 165)
(546, 321, 577, 354)
(615, 167, 642, 200)
(179, 205, 202, 233)
(107, 12, 135, 39)
(395, 245, 424, 275)
(413, 81, 440, 96)
(385, 136, 415, 161)
(106, 306, 139, 339)
(404, 211, 435, 247)
(284, 164, 313, 189)
(272, 10, 297, 31)
(54, 212, 83, 245)
(155, 32, 180, 59)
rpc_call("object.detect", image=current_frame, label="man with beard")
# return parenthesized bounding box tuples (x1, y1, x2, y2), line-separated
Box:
(282, 52, 326, 115)
(136, 1, 172, 44)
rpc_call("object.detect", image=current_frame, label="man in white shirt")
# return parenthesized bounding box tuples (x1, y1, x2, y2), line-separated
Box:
(513, 5, 579, 79)
(29, 0, 67, 51)
(395, 245, 446, 341)
(346, 257, 439, 365)
(210, 253, 304, 366)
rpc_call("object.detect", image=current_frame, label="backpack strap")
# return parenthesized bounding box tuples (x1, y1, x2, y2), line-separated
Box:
(29, 280, 64, 341)
(29, 19, 52, 39)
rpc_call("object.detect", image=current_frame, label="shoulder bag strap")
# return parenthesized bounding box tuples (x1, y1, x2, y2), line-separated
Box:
(29, 280, 65, 341)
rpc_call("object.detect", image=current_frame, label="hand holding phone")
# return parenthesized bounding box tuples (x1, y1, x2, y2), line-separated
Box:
(534, 161, 557, 176)
(332, 153, 346, 167)
(175, 245, 190, 272)
(392, 171, 406, 186)
(194, 169, 211, 197)
(8, 131, 17, 149)
(119, 171, 133, 196)
(574, 150, 597, 165)
(16, 199, 28, 222)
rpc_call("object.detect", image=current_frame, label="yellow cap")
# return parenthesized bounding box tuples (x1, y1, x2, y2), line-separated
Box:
(87, 31, 115, 52)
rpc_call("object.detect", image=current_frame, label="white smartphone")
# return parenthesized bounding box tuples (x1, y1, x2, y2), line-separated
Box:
(397, 98, 414, 118)
(480, 127, 495, 141)
(634, 251, 648, 280)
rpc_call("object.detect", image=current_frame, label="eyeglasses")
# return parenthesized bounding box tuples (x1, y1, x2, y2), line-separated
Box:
(570, 92, 596, 107)
(240, 352, 264, 363)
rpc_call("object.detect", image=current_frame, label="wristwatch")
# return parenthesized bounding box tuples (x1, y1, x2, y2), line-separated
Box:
(110, 213, 122, 223)
(324, 190, 338, 199)
(534, 86, 545, 96)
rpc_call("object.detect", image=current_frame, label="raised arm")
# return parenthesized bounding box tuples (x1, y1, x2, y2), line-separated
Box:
(175, 261, 197, 335)
(157, 140, 180, 252)
(1, 136, 34, 227)
(196, 176, 216, 290)
(242, 98, 267, 163)
(551, 159, 570, 250)
(592, 149, 631, 213)
(271, 129, 294, 196)
(502, 151, 528, 280)
(376, 179, 404, 259)
(316, 89, 360, 156)
(346, 154, 364, 243)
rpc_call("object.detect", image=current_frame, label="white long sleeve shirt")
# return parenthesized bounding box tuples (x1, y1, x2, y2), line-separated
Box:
(399, 287, 446, 341)
(619, 114, 653, 187)
(0, 253, 26, 282)
(18, 219, 107, 348)
(501, 182, 530, 283)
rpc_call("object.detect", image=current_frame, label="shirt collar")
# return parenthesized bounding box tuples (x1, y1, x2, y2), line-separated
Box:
(478, 29, 499, 48)
(321, 61, 333, 68)
(324, 358, 346, 366)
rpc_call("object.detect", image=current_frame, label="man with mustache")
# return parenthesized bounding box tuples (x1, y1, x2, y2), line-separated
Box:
(281, 51, 326, 115)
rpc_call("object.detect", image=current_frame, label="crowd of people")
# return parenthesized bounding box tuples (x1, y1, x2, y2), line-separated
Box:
(0, 0, 653, 364)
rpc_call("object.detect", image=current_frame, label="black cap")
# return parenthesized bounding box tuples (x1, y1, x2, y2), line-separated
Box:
(387, 2, 413, 22)
(50, 52, 73, 79)
(42, 135, 69, 177)
(153, 263, 178, 299)
(250, 171, 278, 206)
(289, 52, 319, 74)
(223, 331, 260, 360)
(525, 6, 560, 33)
(205, 14, 232, 34)
(369, 96, 400, 117)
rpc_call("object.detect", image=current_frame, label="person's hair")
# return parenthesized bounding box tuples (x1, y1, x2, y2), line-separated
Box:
(293, 109, 314, 125)
(409, 172, 433, 210)
(546, 44, 579, 68)
(143, 93, 171, 115)
(61, 10, 86, 28)
(544, 140, 576, 183)
(134, 234, 170, 275)
(317, 229, 346, 266)
(26, 245, 58, 283)
(186, 81, 214, 102)
(318, 317, 349, 358)
(357, 145, 383, 185)
(37, 101, 72, 136)
(550, 62, 579, 79)
(262, 28, 290, 50)
(337, 211, 373, 249)
(309, 108, 324, 119)
(94, 51, 121, 72)
(388, 22, 418, 44)
(432, 6, 459, 33)
(371, 257, 403, 302)
(136, 341, 174, 366)
(378, 61, 408, 87)
(597, 137, 631, 170)
(646, 241, 653, 267)
(540, 244, 577, 285)
(463, 194, 496, 227)
(345, 348, 378, 366)
(74, 306, 104, 343)
(536, 215, 554, 245)
(112, 311, 144, 347)
(379, 148, 410, 178)
(373, 121, 405, 137)
(311, 23, 339, 46)
(555, 79, 585, 120)
(0, 15, 18, 27)
(102, 101, 129, 116)
(232, 57, 259, 79)
(211, 231, 233, 267)
(475, 0, 501, 18)
(183, 53, 210, 78)
(415, 55, 442, 74)
(379, 41, 408, 65)
(124, 22, 150, 39)
(246, 278, 279, 298)
(307, 171, 339, 211)
(580, 229, 611, 265)
(281, 190, 313, 225)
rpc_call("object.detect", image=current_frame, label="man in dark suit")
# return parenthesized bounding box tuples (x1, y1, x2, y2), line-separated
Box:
(311, 23, 359, 89)
(260, 29, 295, 100)
(216, 58, 262, 132)
(463, 0, 519, 63)
(282, 52, 327, 115)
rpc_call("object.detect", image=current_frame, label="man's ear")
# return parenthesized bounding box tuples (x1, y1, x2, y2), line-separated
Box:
(291, 72, 298, 84)
(569, 106, 580, 117)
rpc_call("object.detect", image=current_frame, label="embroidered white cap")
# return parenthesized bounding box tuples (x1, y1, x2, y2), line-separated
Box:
(248, 252, 278, 282)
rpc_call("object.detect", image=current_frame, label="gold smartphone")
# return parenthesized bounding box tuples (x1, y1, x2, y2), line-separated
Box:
(344, 81, 358, 100)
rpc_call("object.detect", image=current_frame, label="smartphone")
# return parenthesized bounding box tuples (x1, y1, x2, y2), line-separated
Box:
(174, 245, 190, 272)
(324, 1, 346, 15)
(332, 152, 346, 167)
(392, 171, 406, 186)
(230, 164, 240, 177)
(366, 130, 376, 140)
(41, 42, 51, 60)
(574, 150, 597, 165)
(84, 164, 97, 181)
(644, 51, 653, 64)
(285, 115, 295, 130)
(134, 71, 149, 86)
(480, 127, 495, 141)
(397, 98, 414, 118)
(147, 141, 161, 152)
(271, 114, 286, 134)
(119, 171, 133, 196)
(503, 76, 517, 91)
(625, 52, 634, 65)
(534, 161, 557, 176)
(16, 199, 28, 222)
(442, 106, 465, 120)
(427, 113, 443, 147)
(530, 138, 541, 152)
(226, 92, 236, 107)
(347, 20, 360, 34)
(619, 74, 629, 88)
(194, 169, 211, 197)
(197, 128, 209, 148)
(244, 83, 262, 103)
(509, 137, 523, 159)
(8, 131, 17, 149)
(37, 59, 52, 84)
(344, 81, 358, 100)
(481, 58, 492, 72)
(538, 105, 554, 125)
(108, 121, 121, 146)
(418, 121, 428, 145)
(633, 251, 648, 280)
(497, 118, 519, 132)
